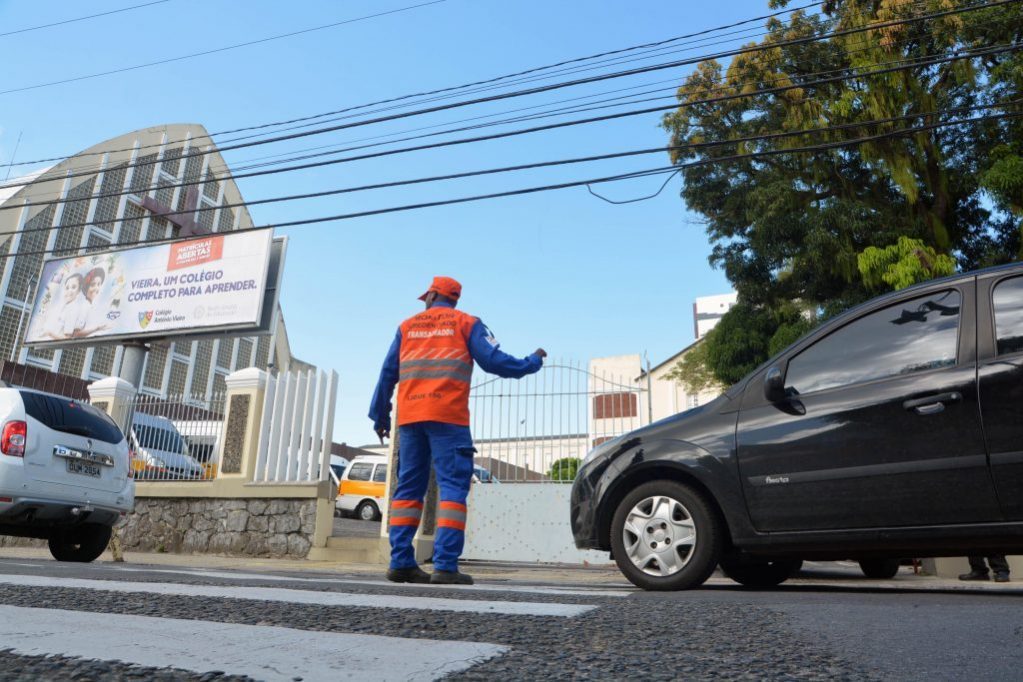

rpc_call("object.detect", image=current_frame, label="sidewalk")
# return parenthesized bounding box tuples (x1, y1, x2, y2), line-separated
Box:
(3, 547, 1023, 593)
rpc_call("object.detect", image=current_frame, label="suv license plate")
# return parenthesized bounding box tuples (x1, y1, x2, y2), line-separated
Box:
(67, 459, 101, 478)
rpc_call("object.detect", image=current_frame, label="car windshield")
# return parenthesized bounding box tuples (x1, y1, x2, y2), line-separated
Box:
(134, 423, 186, 453)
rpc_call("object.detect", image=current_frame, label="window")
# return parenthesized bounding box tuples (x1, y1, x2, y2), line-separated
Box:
(347, 463, 373, 481)
(372, 465, 388, 483)
(785, 290, 961, 395)
(22, 392, 122, 444)
(593, 392, 638, 420)
(993, 277, 1023, 355)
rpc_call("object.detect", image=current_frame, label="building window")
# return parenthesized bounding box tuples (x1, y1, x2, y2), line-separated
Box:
(189, 340, 213, 396)
(130, 153, 158, 193)
(212, 371, 227, 396)
(593, 392, 638, 420)
(143, 346, 168, 391)
(216, 339, 234, 370)
(592, 436, 614, 448)
(154, 176, 175, 210)
(93, 164, 127, 232)
(217, 207, 235, 233)
(0, 304, 24, 363)
(9, 205, 55, 302)
(58, 347, 87, 378)
(197, 200, 216, 233)
(168, 359, 188, 397)
(90, 346, 115, 376)
(53, 176, 96, 257)
(160, 147, 182, 178)
(237, 339, 253, 368)
(202, 169, 220, 200)
(686, 394, 700, 410)
(119, 203, 145, 245)
(256, 335, 271, 370)
(182, 149, 204, 184)
(85, 231, 110, 253)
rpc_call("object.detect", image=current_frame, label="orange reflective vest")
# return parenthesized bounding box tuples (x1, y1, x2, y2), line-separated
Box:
(397, 307, 477, 426)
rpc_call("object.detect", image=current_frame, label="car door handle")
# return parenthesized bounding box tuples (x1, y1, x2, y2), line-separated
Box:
(903, 392, 962, 415)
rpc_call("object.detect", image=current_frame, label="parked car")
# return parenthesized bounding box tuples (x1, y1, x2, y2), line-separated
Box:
(336, 454, 387, 521)
(129, 412, 205, 480)
(572, 264, 1023, 590)
(0, 388, 134, 562)
(334, 455, 499, 521)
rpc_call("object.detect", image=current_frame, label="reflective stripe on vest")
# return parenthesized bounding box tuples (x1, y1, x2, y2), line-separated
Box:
(436, 501, 467, 531)
(397, 308, 477, 426)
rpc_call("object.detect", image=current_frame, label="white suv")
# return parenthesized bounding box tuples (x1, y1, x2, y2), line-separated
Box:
(0, 388, 134, 562)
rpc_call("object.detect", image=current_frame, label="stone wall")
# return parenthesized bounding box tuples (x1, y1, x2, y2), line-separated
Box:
(0, 498, 319, 558)
(120, 498, 317, 558)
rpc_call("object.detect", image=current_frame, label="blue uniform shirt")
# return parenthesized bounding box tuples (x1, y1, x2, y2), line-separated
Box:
(368, 301, 542, 432)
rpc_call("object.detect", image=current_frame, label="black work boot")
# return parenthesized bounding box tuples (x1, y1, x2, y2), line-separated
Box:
(431, 570, 474, 585)
(958, 569, 990, 581)
(387, 566, 432, 584)
(994, 572, 1011, 583)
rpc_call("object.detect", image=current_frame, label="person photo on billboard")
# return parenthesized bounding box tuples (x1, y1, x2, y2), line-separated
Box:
(39, 271, 89, 340)
(72, 267, 111, 338)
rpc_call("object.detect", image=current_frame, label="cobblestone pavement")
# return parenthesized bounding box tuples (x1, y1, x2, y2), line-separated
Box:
(0, 555, 1019, 680)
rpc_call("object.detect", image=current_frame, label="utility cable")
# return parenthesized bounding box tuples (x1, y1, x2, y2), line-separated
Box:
(0, 0, 448, 96)
(4, 107, 1021, 262)
(0, 0, 826, 167)
(4, 41, 1016, 213)
(20, 101, 1021, 235)
(0, 0, 171, 38)
(4, 0, 1001, 172)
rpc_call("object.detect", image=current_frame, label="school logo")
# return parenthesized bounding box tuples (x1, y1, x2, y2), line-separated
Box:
(138, 311, 154, 329)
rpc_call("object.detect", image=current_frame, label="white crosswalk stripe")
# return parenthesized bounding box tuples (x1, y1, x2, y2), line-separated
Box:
(0, 567, 615, 680)
(109, 565, 635, 597)
(0, 604, 507, 682)
(0, 573, 596, 617)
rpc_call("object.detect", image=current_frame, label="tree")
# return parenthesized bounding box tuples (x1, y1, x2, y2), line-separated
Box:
(663, 0, 1023, 385)
(548, 457, 581, 482)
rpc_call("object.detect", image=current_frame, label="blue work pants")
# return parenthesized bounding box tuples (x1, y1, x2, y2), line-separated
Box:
(389, 421, 474, 572)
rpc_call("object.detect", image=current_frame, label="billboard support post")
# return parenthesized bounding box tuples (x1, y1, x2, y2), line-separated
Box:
(118, 341, 148, 391)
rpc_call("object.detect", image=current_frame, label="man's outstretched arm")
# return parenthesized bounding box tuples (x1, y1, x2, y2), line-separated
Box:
(367, 330, 401, 440)
(468, 319, 545, 378)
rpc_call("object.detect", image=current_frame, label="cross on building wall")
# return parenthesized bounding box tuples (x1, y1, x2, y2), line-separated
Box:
(139, 185, 207, 236)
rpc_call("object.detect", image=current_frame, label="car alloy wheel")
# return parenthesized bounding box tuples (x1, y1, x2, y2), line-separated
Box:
(610, 480, 723, 591)
(622, 495, 697, 577)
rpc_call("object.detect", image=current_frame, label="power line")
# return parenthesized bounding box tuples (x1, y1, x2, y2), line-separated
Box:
(0, 0, 827, 169)
(5, 41, 1016, 212)
(4, 0, 991, 171)
(0, 0, 448, 96)
(18, 101, 1021, 236)
(0, 0, 171, 39)
(5, 108, 1020, 262)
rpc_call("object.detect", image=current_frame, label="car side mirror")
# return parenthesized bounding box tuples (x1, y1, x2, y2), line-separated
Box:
(763, 366, 787, 403)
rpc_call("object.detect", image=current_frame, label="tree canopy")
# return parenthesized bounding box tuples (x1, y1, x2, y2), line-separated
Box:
(663, 0, 1022, 386)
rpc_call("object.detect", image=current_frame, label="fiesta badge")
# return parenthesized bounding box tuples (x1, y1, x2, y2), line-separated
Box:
(138, 311, 154, 329)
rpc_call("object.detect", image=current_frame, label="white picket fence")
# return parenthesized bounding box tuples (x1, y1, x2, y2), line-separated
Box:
(253, 368, 339, 483)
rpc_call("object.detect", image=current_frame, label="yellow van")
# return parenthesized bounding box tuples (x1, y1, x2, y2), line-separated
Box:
(336, 454, 387, 521)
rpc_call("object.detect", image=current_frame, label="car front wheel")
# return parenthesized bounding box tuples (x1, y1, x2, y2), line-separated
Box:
(48, 524, 112, 563)
(610, 480, 723, 591)
(719, 555, 803, 587)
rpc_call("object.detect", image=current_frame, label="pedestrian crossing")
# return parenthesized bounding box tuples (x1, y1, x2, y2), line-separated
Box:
(0, 562, 626, 681)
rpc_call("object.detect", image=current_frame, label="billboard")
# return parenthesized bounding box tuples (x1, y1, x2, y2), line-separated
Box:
(24, 231, 274, 347)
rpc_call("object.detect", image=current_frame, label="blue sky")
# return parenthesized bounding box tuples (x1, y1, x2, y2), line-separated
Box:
(0, 0, 753, 443)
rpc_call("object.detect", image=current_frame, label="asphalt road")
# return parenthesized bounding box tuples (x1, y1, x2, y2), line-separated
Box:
(0, 556, 1019, 681)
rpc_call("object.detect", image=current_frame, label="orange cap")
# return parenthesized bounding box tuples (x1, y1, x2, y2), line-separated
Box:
(418, 276, 462, 301)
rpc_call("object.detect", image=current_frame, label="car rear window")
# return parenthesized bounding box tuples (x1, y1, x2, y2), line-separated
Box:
(19, 391, 124, 445)
(347, 462, 373, 481)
